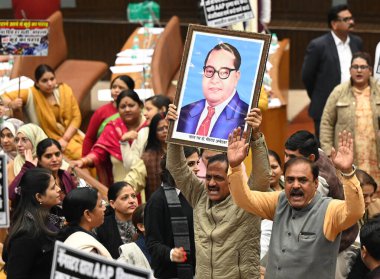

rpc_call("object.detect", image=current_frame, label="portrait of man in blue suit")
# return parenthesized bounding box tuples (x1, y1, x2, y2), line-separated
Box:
(176, 43, 248, 140)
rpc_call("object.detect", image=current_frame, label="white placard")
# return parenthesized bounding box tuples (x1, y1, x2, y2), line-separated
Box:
(110, 65, 144, 74)
(0, 76, 34, 95)
(117, 49, 154, 58)
(115, 56, 152, 65)
(50, 241, 152, 279)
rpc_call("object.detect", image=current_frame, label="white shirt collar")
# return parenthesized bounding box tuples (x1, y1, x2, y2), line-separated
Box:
(196, 89, 237, 136)
(331, 31, 350, 47)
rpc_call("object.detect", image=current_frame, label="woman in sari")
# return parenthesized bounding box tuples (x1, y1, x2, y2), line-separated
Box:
(2, 64, 83, 160)
(82, 75, 135, 157)
(73, 90, 148, 188)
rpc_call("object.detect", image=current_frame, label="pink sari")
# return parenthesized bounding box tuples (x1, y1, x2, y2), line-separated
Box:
(89, 117, 148, 187)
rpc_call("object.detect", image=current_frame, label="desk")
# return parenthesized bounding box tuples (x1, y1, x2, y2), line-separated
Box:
(110, 27, 162, 89)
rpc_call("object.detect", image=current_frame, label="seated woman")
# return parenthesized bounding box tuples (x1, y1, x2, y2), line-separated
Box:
(58, 187, 111, 259)
(2, 64, 83, 160)
(118, 203, 152, 270)
(7, 123, 47, 187)
(82, 75, 135, 157)
(3, 168, 61, 279)
(73, 90, 149, 187)
(9, 138, 76, 205)
(143, 95, 170, 124)
(97, 181, 138, 259)
(142, 113, 168, 200)
(0, 118, 24, 161)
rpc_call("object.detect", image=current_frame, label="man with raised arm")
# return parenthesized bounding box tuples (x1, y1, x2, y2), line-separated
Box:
(166, 105, 270, 278)
(227, 129, 365, 279)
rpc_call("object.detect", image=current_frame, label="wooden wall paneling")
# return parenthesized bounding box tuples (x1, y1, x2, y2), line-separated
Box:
(271, 0, 332, 22)
(63, 19, 139, 79)
(270, 26, 380, 89)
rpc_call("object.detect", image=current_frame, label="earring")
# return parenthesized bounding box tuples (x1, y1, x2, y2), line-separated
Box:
(39, 201, 43, 205)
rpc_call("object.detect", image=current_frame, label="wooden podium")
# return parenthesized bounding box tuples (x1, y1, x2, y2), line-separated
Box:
(244, 39, 290, 175)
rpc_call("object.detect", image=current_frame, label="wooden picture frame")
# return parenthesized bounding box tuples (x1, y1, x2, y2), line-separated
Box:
(167, 24, 271, 151)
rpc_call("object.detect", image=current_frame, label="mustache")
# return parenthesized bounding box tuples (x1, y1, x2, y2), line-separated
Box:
(290, 189, 304, 196)
(208, 186, 219, 191)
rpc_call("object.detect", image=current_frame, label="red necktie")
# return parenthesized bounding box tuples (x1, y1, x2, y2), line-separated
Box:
(196, 106, 215, 136)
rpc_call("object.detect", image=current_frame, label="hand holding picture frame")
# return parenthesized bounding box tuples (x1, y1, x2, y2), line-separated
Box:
(167, 24, 271, 152)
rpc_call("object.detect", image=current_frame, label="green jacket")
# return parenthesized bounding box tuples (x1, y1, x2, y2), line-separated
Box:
(167, 135, 270, 279)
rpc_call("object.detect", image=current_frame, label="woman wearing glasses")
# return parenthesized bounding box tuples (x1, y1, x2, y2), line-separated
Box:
(58, 187, 111, 259)
(320, 51, 380, 187)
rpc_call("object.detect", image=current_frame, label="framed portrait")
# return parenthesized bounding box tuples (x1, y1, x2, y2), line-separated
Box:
(167, 24, 271, 151)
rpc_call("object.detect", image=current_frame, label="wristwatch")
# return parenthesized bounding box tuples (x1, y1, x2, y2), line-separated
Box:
(340, 164, 357, 178)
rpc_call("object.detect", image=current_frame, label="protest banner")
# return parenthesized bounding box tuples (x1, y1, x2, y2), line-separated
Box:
(0, 20, 49, 56)
(203, 0, 254, 28)
(51, 241, 152, 279)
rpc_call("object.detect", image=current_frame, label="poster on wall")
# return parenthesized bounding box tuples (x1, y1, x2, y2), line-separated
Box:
(203, 0, 254, 28)
(0, 20, 49, 56)
(167, 24, 270, 151)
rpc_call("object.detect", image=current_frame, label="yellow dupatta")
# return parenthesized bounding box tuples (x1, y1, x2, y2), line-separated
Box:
(31, 83, 84, 160)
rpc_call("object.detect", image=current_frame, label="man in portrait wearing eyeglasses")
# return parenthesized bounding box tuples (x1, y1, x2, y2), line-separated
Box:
(176, 42, 249, 140)
(302, 4, 362, 139)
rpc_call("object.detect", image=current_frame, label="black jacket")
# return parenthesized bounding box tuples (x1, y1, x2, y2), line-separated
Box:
(3, 232, 55, 279)
(145, 187, 195, 279)
(302, 32, 363, 120)
(96, 212, 124, 259)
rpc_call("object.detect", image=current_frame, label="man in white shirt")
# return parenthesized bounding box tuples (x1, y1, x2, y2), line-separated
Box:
(302, 4, 362, 138)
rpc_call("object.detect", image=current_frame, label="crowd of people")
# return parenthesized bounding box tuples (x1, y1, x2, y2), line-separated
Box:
(0, 3, 380, 279)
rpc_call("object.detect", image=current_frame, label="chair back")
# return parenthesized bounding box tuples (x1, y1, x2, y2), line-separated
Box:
(151, 16, 183, 100)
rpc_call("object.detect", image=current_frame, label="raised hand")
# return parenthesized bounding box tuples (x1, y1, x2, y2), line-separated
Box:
(24, 149, 37, 166)
(245, 108, 262, 139)
(227, 127, 249, 168)
(331, 130, 354, 173)
(166, 104, 178, 122)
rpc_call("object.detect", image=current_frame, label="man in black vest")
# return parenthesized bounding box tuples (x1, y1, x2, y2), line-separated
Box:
(228, 129, 365, 279)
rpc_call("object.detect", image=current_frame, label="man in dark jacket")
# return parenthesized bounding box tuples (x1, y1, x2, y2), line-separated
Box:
(302, 4, 362, 138)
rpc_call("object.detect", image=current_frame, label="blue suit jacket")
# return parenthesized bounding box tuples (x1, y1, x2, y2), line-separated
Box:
(177, 92, 249, 140)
